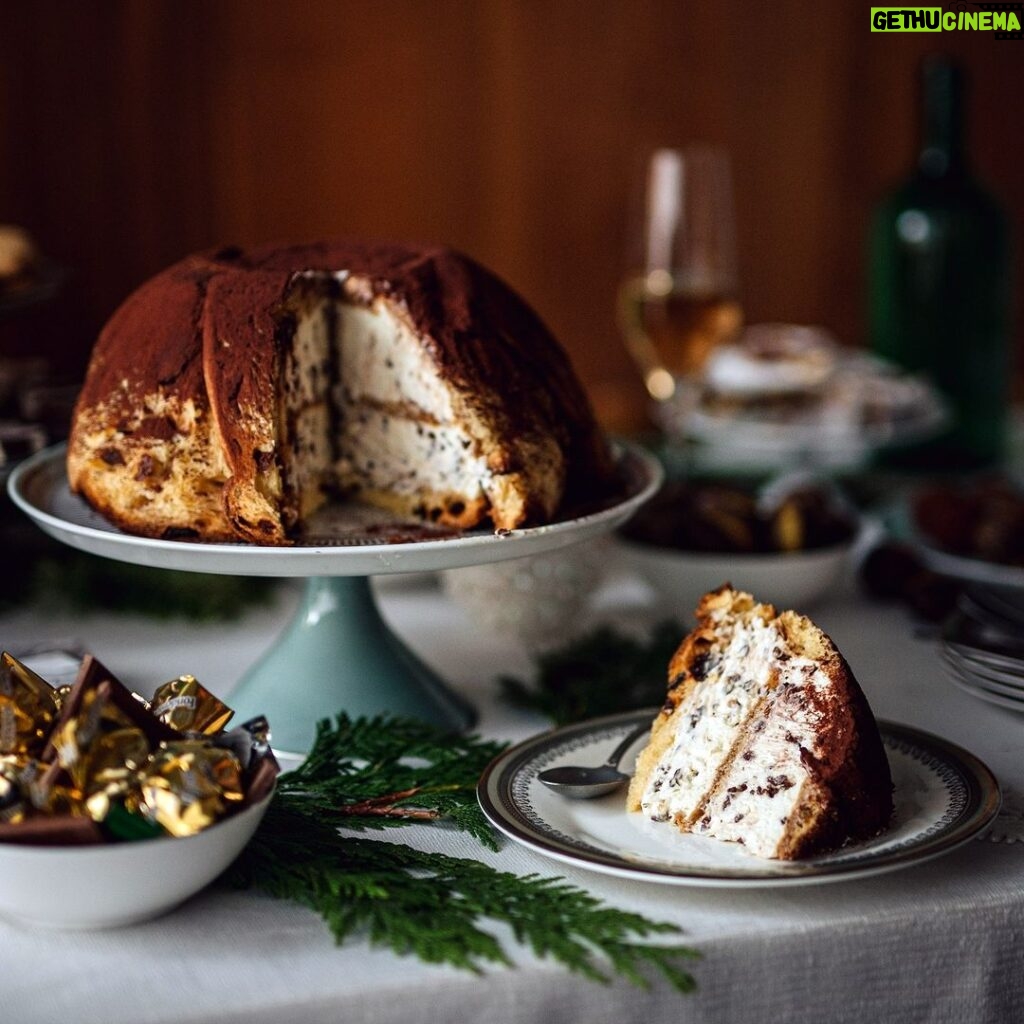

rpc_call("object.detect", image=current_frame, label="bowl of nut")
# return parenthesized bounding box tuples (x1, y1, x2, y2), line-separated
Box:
(0, 652, 277, 929)
(615, 475, 862, 619)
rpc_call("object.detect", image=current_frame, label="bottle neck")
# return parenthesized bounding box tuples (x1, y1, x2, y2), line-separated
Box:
(917, 57, 967, 179)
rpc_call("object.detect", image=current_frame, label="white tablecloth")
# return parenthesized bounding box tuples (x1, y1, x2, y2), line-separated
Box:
(3, 566, 1023, 1024)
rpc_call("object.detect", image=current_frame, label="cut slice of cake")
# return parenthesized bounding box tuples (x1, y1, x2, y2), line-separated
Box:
(627, 586, 893, 859)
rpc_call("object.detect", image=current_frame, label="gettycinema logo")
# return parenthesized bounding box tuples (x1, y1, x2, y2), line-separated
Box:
(871, 4, 1023, 36)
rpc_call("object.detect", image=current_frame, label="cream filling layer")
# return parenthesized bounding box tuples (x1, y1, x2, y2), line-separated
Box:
(693, 661, 827, 857)
(280, 293, 492, 511)
(639, 615, 778, 824)
(335, 299, 454, 419)
(331, 298, 490, 501)
(335, 407, 490, 500)
(639, 614, 830, 858)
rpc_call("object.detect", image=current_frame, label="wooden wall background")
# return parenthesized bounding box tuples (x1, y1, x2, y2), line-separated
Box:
(1, 0, 1022, 429)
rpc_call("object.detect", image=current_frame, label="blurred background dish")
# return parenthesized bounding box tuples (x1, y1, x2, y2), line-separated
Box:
(614, 475, 863, 615)
(0, 224, 66, 319)
(656, 323, 948, 473)
(882, 476, 1024, 592)
(615, 536, 859, 620)
(619, 475, 859, 553)
(702, 323, 838, 398)
(913, 477, 1024, 565)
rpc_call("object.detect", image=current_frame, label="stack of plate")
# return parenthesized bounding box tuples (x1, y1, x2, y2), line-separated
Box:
(942, 587, 1024, 712)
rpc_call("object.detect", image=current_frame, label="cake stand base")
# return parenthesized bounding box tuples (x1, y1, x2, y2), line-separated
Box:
(228, 576, 475, 754)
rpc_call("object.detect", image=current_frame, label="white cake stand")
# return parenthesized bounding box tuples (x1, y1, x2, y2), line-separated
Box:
(9, 442, 661, 753)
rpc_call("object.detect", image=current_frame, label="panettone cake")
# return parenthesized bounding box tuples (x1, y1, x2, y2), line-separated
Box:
(67, 242, 610, 544)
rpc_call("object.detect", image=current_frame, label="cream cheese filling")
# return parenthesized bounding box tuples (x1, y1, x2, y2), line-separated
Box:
(694, 661, 827, 857)
(639, 613, 831, 857)
(639, 614, 778, 824)
(281, 292, 492, 512)
(335, 299, 453, 419)
(335, 407, 490, 499)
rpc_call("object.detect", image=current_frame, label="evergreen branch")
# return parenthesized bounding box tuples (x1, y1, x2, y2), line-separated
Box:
(224, 714, 699, 990)
(275, 714, 505, 849)
(228, 798, 697, 989)
(500, 620, 683, 725)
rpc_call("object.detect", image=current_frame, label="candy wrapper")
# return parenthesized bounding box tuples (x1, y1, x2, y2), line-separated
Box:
(139, 740, 245, 837)
(0, 651, 278, 846)
(0, 652, 60, 759)
(0, 758, 24, 824)
(149, 675, 234, 735)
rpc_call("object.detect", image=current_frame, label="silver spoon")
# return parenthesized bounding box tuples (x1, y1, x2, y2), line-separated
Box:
(537, 723, 649, 799)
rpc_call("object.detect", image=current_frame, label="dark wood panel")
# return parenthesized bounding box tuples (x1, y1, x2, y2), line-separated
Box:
(1, 0, 1021, 427)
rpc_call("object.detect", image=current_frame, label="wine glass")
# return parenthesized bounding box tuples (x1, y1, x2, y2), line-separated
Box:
(618, 145, 742, 431)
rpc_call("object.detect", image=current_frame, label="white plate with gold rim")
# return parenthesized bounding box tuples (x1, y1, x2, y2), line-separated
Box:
(477, 710, 1000, 888)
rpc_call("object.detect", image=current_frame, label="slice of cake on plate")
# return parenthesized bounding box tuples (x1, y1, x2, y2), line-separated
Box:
(627, 585, 893, 859)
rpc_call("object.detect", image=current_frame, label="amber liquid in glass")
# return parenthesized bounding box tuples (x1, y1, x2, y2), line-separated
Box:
(618, 273, 742, 400)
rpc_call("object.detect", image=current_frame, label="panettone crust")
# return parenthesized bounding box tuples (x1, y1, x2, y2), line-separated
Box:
(68, 242, 611, 544)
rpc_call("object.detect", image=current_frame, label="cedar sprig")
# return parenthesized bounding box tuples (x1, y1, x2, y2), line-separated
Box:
(226, 714, 699, 989)
(228, 796, 698, 989)
(274, 714, 505, 849)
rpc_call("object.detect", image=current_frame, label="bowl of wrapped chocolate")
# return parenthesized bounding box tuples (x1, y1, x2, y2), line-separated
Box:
(616, 476, 862, 617)
(0, 652, 277, 929)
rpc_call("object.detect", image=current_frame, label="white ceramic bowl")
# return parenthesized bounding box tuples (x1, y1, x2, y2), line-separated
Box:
(0, 790, 273, 930)
(615, 532, 860, 620)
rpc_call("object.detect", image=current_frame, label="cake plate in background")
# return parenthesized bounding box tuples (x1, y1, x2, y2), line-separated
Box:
(9, 442, 661, 755)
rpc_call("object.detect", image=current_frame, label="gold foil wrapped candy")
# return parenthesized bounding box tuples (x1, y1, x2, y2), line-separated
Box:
(139, 740, 245, 837)
(0, 650, 275, 847)
(217, 715, 271, 770)
(89, 726, 151, 777)
(84, 769, 141, 825)
(45, 654, 181, 762)
(51, 683, 140, 791)
(80, 726, 152, 823)
(0, 652, 59, 758)
(151, 676, 234, 736)
(26, 774, 82, 818)
(1, 756, 70, 823)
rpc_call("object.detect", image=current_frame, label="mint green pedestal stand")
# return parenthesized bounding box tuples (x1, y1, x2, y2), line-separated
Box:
(10, 441, 661, 760)
(228, 576, 475, 755)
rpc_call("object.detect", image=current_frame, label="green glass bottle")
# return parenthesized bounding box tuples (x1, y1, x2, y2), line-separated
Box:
(869, 55, 1011, 470)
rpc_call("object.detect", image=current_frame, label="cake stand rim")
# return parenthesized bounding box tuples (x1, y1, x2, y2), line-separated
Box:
(7, 440, 663, 578)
